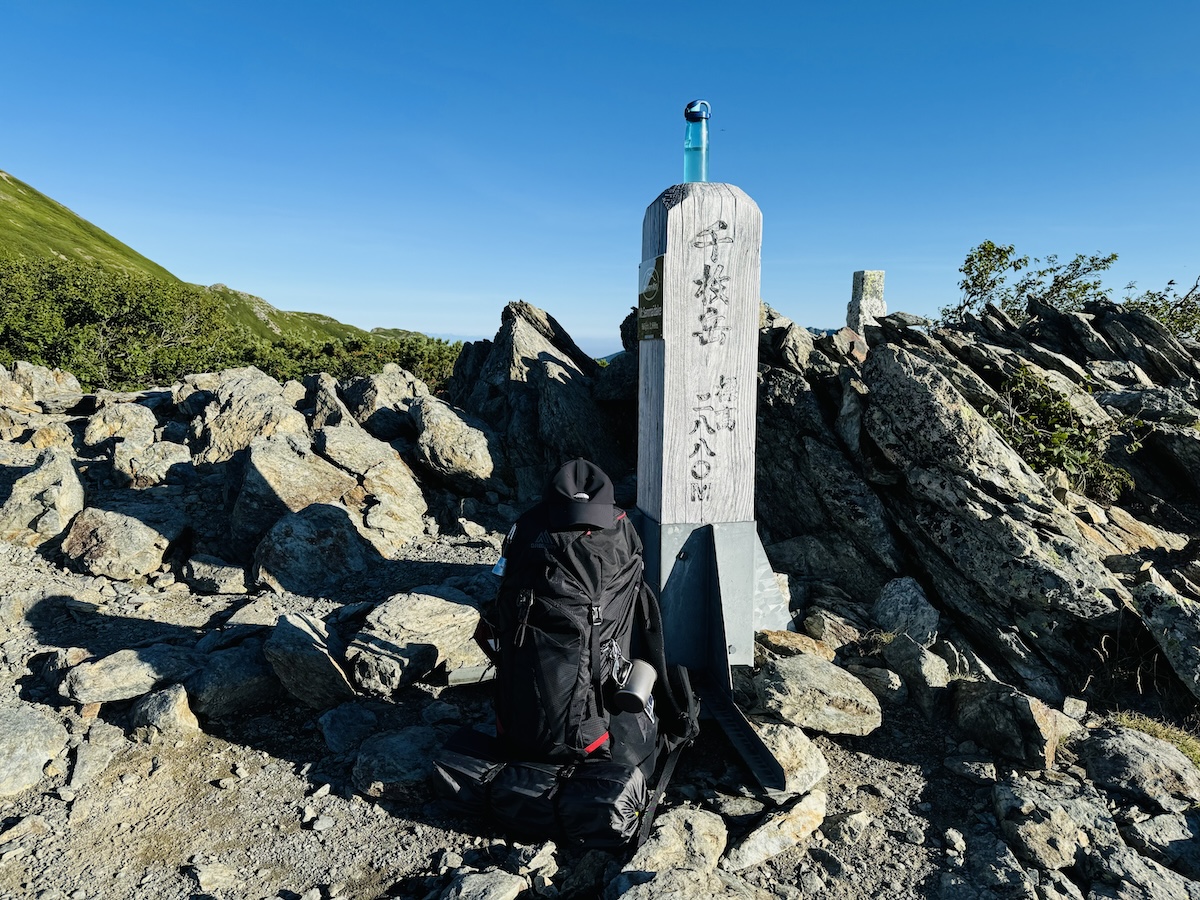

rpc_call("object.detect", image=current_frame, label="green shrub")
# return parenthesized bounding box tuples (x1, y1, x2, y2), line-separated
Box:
(984, 366, 1134, 503)
(0, 254, 462, 392)
(942, 241, 1118, 326)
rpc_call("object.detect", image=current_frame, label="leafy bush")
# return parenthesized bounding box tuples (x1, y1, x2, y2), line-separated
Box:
(0, 255, 463, 393)
(0, 254, 462, 392)
(1124, 276, 1200, 340)
(942, 240, 1118, 325)
(0, 254, 235, 389)
(984, 366, 1134, 503)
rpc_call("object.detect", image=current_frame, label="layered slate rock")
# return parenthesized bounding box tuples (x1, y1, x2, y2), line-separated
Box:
(1078, 726, 1200, 814)
(723, 788, 827, 871)
(263, 613, 356, 709)
(1130, 582, 1200, 701)
(860, 343, 1128, 702)
(450, 301, 622, 500)
(756, 367, 902, 603)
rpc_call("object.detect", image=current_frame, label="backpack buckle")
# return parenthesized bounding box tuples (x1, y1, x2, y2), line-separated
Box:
(590, 604, 602, 626)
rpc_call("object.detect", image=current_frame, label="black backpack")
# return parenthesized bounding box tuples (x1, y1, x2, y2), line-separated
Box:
(434, 459, 698, 848)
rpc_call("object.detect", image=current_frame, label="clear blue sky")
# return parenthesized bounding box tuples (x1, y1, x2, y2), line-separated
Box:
(4, 1, 1197, 356)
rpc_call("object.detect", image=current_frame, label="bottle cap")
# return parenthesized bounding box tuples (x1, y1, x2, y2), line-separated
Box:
(684, 100, 711, 122)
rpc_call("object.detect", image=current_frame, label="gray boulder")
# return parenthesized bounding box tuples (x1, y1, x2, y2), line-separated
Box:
(750, 721, 829, 798)
(183, 553, 248, 594)
(411, 396, 507, 495)
(61, 499, 186, 580)
(83, 402, 157, 450)
(754, 653, 881, 736)
(352, 726, 443, 800)
(304, 371, 356, 430)
(723, 788, 827, 871)
(62, 644, 205, 704)
(252, 503, 376, 595)
(1079, 726, 1200, 814)
(610, 806, 727, 894)
(11, 361, 82, 405)
(993, 770, 1122, 872)
(131, 683, 200, 734)
(341, 363, 429, 439)
(0, 447, 84, 546)
(185, 639, 281, 720)
(112, 440, 191, 487)
(346, 587, 489, 696)
(263, 613, 356, 709)
(452, 301, 620, 501)
(439, 870, 529, 900)
(872, 576, 940, 646)
(881, 634, 951, 718)
(954, 680, 1061, 769)
(191, 367, 309, 465)
(230, 433, 358, 548)
(317, 703, 380, 754)
(1122, 811, 1200, 880)
(315, 425, 428, 553)
(0, 706, 68, 797)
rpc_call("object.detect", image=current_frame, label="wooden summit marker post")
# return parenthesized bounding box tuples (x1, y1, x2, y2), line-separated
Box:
(636, 103, 786, 789)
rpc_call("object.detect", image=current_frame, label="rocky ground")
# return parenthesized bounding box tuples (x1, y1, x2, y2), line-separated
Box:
(5, 289, 1200, 899)
(4, 527, 1199, 900)
(0, 535, 993, 900)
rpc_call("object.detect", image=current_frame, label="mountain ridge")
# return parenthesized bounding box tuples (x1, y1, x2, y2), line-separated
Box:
(0, 168, 424, 346)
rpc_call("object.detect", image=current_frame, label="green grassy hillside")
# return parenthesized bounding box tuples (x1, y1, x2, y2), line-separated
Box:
(0, 170, 179, 281)
(206, 283, 375, 343)
(0, 168, 410, 347)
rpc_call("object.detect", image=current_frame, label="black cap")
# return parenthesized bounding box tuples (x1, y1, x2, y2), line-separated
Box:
(544, 458, 617, 529)
(684, 99, 711, 122)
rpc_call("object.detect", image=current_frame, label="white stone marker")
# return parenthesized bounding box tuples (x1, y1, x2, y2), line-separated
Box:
(847, 269, 886, 334)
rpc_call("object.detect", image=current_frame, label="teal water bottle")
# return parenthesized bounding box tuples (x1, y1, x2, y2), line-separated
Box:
(683, 99, 710, 183)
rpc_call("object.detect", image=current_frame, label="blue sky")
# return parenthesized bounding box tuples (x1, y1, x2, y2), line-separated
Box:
(3, 1, 1197, 355)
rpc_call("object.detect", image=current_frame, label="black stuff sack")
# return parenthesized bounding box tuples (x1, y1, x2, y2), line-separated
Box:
(433, 726, 648, 849)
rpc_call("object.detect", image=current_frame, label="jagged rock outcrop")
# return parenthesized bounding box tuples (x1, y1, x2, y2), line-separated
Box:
(2, 285, 1200, 900)
(448, 301, 625, 499)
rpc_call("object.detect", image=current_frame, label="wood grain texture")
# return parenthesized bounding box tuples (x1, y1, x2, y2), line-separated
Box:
(637, 183, 761, 525)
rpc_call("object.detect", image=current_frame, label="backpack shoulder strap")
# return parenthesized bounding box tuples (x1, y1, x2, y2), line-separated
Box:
(636, 583, 700, 742)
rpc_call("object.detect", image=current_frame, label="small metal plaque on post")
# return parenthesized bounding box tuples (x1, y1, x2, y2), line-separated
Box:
(638, 255, 664, 341)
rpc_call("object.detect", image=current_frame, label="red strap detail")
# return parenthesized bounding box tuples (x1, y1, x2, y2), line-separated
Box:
(583, 731, 610, 755)
(616, 511, 627, 522)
